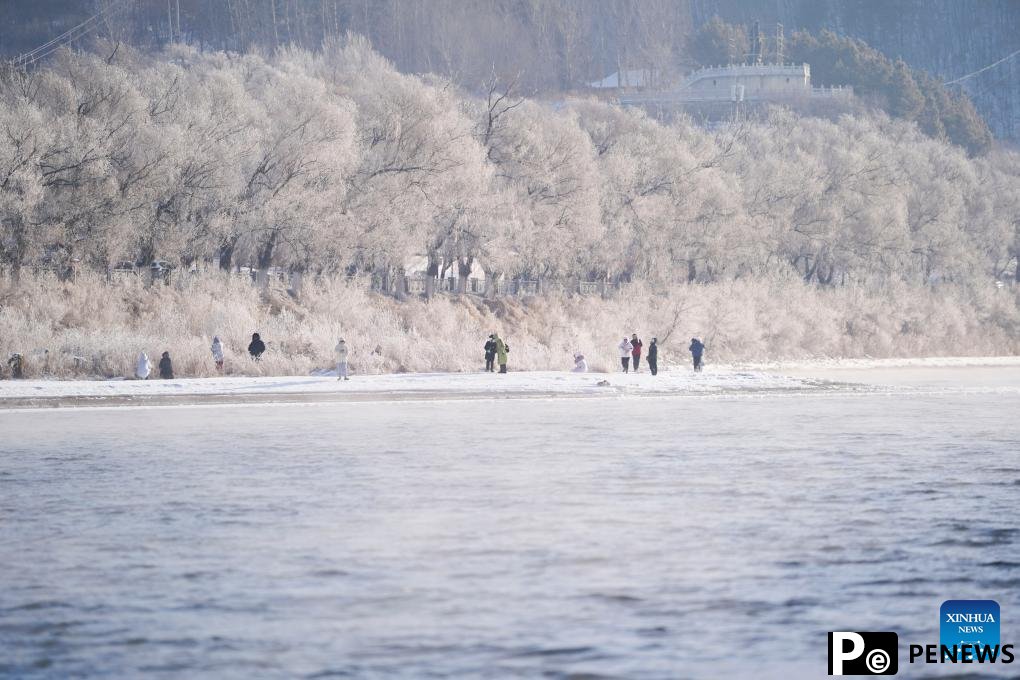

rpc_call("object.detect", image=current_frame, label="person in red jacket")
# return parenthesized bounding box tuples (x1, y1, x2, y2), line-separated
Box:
(630, 333, 643, 372)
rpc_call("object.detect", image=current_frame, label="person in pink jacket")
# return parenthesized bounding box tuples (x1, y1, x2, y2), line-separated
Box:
(630, 333, 643, 371)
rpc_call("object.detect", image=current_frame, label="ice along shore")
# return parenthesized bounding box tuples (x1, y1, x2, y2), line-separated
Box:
(2, 357, 1018, 409)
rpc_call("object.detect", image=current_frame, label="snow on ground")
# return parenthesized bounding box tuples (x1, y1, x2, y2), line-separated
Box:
(0, 368, 829, 407)
(750, 356, 1020, 391)
(1, 357, 1016, 408)
(736, 355, 1020, 371)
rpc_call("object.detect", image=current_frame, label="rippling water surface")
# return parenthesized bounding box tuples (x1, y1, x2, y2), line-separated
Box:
(2, 375, 1019, 678)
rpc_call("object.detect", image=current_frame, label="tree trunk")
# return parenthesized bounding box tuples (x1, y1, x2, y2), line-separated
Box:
(484, 268, 501, 298)
(256, 231, 278, 289)
(687, 259, 697, 283)
(820, 264, 835, 285)
(803, 255, 817, 282)
(7, 221, 26, 286)
(395, 266, 408, 301)
(289, 269, 304, 297)
(441, 257, 454, 292)
(457, 256, 473, 295)
(425, 251, 440, 299)
(269, 0, 280, 47)
(218, 238, 237, 272)
(57, 244, 75, 282)
(138, 238, 155, 268)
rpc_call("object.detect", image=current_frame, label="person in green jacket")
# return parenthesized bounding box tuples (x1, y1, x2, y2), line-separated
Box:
(493, 332, 509, 374)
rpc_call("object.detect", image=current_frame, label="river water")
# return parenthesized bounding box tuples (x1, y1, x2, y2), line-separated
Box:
(2, 373, 1019, 678)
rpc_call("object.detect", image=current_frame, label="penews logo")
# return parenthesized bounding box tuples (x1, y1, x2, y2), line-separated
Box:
(828, 632, 898, 675)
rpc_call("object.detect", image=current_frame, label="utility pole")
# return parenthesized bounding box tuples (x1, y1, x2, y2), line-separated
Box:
(750, 21, 764, 65)
(167, 0, 173, 44)
(175, 0, 181, 43)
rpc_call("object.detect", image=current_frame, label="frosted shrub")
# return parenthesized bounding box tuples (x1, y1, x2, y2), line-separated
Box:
(2, 272, 1016, 379)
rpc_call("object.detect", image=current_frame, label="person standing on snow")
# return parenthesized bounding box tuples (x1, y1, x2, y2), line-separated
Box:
(248, 332, 266, 361)
(135, 352, 151, 380)
(618, 337, 633, 372)
(158, 351, 174, 379)
(647, 337, 659, 376)
(572, 353, 588, 373)
(689, 338, 705, 372)
(211, 336, 224, 373)
(630, 333, 643, 372)
(493, 333, 509, 374)
(484, 334, 497, 372)
(335, 338, 349, 381)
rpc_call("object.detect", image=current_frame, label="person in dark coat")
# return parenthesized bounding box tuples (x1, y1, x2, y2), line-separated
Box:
(248, 332, 266, 361)
(484, 334, 497, 372)
(6, 353, 23, 379)
(647, 338, 658, 376)
(158, 351, 174, 379)
(630, 333, 643, 372)
(689, 338, 705, 372)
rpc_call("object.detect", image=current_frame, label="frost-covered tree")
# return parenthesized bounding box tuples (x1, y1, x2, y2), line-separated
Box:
(0, 94, 47, 282)
(0, 39, 1017, 299)
(482, 99, 599, 283)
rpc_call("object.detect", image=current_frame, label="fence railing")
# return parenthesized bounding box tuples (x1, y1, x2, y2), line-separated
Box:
(380, 276, 627, 298)
(95, 261, 630, 299)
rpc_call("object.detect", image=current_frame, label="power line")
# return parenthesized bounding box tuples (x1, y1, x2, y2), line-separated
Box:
(944, 46, 1020, 86)
(13, 6, 108, 64)
(25, 0, 134, 66)
(10, 0, 133, 69)
(14, 20, 96, 64)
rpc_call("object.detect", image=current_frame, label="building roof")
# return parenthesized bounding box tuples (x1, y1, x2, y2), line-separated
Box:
(589, 68, 658, 89)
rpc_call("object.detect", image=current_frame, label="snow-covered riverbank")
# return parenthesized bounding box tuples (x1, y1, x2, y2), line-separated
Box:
(0, 368, 833, 409)
(1, 357, 1017, 409)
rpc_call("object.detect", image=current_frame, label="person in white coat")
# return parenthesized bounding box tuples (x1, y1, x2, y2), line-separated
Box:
(618, 337, 633, 372)
(335, 338, 349, 381)
(135, 352, 151, 380)
(211, 336, 224, 373)
(572, 353, 588, 373)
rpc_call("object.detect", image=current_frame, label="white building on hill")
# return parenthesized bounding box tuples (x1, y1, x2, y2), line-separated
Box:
(596, 63, 851, 108)
(682, 63, 812, 101)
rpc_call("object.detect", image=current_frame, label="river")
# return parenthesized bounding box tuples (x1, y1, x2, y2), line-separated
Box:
(2, 369, 1018, 678)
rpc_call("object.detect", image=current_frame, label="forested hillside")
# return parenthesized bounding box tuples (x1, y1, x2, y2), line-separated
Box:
(688, 18, 993, 154)
(690, 0, 1020, 142)
(2, 1, 1016, 142)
